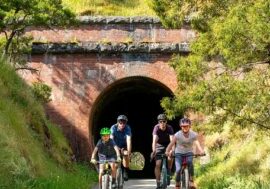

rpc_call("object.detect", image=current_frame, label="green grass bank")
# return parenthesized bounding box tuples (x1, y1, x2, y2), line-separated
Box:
(0, 58, 97, 189)
(194, 123, 270, 188)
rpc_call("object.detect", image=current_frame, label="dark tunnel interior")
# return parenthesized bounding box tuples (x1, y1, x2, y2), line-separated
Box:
(90, 76, 180, 178)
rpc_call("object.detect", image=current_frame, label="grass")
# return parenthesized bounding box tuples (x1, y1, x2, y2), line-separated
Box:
(62, 0, 156, 16)
(0, 58, 97, 188)
(194, 125, 270, 189)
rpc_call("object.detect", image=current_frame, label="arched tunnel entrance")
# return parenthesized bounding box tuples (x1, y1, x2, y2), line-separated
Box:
(90, 76, 180, 178)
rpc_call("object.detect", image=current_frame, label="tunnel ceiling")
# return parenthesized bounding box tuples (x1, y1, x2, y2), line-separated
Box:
(90, 76, 180, 178)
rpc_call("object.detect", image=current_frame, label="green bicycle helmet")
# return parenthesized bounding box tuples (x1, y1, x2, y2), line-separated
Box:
(100, 127, 111, 135)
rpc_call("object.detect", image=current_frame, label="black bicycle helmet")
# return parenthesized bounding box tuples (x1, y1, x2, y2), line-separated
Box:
(179, 118, 191, 125)
(117, 115, 128, 122)
(157, 114, 167, 121)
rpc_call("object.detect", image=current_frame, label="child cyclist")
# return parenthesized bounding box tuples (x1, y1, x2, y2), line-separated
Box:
(165, 118, 204, 189)
(91, 127, 121, 189)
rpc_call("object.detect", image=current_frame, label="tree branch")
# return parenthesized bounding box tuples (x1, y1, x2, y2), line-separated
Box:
(15, 67, 39, 72)
(222, 107, 270, 130)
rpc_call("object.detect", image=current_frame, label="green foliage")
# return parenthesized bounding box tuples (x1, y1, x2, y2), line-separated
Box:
(0, 0, 75, 64)
(32, 82, 52, 103)
(0, 59, 96, 188)
(62, 0, 156, 16)
(6, 36, 33, 66)
(193, 124, 270, 188)
(150, 0, 187, 28)
(152, 1, 270, 187)
(26, 164, 97, 189)
(152, 0, 270, 130)
(198, 175, 269, 189)
(46, 121, 74, 167)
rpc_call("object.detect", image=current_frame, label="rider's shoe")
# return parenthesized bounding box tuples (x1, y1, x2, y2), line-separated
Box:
(167, 174, 171, 186)
(111, 178, 117, 189)
(167, 178, 170, 186)
(189, 180, 196, 189)
(112, 181, 117, 189)
(123, 169, 129, 181)
(156, 180, 161, 189)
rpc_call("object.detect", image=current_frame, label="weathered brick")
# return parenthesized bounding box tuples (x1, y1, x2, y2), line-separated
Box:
(21, 17, 194, 159)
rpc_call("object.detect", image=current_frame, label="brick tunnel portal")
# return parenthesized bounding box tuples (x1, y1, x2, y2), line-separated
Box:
(90, 76, 180, 178)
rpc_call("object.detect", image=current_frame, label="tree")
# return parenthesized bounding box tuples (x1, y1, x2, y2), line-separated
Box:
(0, 0, 75, 65)
(151, 0, 270, 129)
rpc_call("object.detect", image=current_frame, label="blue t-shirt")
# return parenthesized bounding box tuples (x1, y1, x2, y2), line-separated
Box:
(110, 124, 132, 148)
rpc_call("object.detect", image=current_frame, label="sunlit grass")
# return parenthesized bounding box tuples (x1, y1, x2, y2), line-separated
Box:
(195, 126, 270, 189)
(62, 0, 156, 16)
(0, 59, 97, 188)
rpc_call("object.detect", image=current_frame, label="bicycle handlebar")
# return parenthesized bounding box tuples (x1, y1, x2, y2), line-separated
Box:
(155, 154, 168, 158)
(150, 153, 167, 163)
(91, 160, 121, 165)
(173, 153, 206, 158)
(120, 149, 130, 157)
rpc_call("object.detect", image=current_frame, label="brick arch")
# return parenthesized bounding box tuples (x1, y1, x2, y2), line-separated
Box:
(89, 75, 180, 178)
(89, 75, 175, 137)
(20, 16, 194, 160)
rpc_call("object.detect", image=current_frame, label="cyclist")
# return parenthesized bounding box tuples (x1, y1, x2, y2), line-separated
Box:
(91, 127, 121, 189)
(165, 118, 204, 189)
(110, 114, 132, 181)
(151, 113, 174, 189)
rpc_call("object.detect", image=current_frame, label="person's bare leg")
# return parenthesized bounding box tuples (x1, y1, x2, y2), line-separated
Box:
(110, 163, 116, 178)
(168, 157, 173, 171)
(155, 159, 162, 188)
(122, 154, 130, 181)
(122, 155, 129, 168)
(98, 173, 102, 189)
(175, 181, 180, 189)
(189, 176, 196, 189)
(98, 165, 104, 189)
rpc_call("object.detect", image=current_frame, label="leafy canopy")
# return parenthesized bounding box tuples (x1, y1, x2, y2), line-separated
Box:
(151, 0, 270, 129)
(0, 0, 75, 63)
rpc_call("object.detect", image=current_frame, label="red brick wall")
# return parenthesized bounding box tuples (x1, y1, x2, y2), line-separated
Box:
(21, 17, 194, 159)
(26, 23, 195, 44)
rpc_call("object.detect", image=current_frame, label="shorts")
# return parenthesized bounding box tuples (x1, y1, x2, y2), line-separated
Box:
(98, 154, 117, 162)
(118, 144, 127, 150)
(155, 144, 167, 160)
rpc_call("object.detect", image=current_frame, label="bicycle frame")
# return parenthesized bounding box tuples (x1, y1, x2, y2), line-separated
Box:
(116, 162, 124, 189)
(116, 151, 129, 189)
(156, 154, 169, 189)
(174, 153, 205, 189)
(180, 156, 189, 189)
(96, 160, 115, 189)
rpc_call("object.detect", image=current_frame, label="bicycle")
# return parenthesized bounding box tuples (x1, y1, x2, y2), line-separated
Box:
(115, 162, 124, 189)
(93, 160, 121, 189)
(116, 149, 130, 189)
(174, 153, 206, 189)
(155, 154, 170, 189)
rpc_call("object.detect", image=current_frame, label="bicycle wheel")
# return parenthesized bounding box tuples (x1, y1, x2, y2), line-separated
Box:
(101, 174, 106, 189)
(102, 174, 110, 189)
(181, 168, 189, 189)
(116, 166, 123, 189)
(160, 160, 167, 189)
(109, 175, 112, 189)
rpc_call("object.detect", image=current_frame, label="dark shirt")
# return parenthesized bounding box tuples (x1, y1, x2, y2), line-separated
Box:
(96, 138, 116, 157)
(152, 124, 174, 146)
(110, 124, 132, 148)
